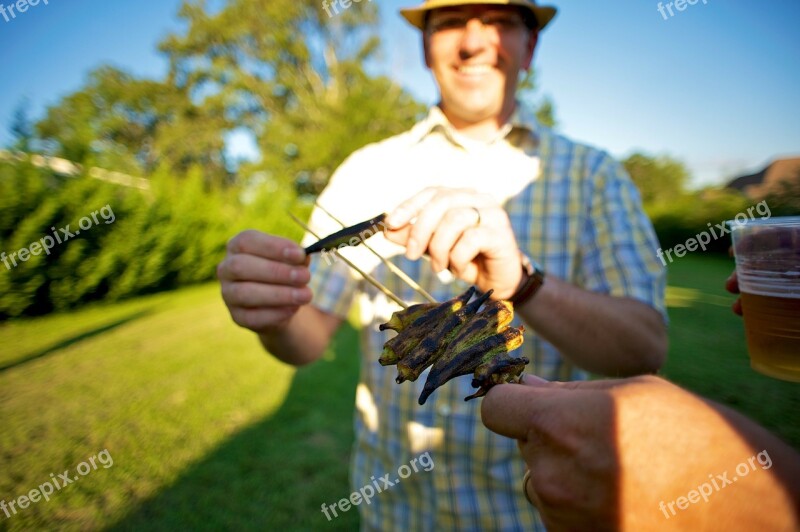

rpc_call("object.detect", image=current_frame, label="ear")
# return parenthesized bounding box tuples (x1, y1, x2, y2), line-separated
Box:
(522, 28, 539, 70)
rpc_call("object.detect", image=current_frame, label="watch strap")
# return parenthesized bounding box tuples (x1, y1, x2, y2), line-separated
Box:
(508, 254, 545, 306)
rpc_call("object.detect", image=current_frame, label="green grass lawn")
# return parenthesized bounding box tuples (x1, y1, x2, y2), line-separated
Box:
(0, 285, 360, 531)
(0, 254, 797, 530)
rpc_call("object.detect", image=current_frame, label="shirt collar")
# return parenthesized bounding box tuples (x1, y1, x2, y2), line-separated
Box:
(409, 102, 541, 147)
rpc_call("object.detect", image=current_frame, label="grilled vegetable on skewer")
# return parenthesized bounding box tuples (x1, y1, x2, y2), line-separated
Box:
(379, 287, 476, 366)
(289, 212, 408, 309)
(395, 289, 493, 383)
(451, 300, 515, 342)
(379, 286, 529, 403)
(466, 350, 530, 401)
(304, 213, 386, 254)
(379, 302, 440, 333)
(314, 202, 437, 304)
(417, 302, 517, 404)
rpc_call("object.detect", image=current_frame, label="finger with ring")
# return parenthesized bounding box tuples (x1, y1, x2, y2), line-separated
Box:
(522, 469, 537, 507)
(470, 206, 481, 227)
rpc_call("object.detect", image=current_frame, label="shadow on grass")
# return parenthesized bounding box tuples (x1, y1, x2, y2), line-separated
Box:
(108, 323, 362, 531)
(0, 309, 153, 372)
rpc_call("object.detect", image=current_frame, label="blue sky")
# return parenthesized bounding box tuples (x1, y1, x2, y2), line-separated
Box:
(1, 0, 798, 187)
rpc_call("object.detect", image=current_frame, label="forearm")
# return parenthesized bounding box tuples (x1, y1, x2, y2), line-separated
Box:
(258, 305, 342, 367)
(615, 378, 800, 529)
(706, 399, 800, 528)
(637, 392, 800, 529)
(516, 275, 667, 376)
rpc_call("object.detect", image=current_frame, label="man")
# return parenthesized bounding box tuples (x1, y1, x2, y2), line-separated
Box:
(218, 0, 668, 529)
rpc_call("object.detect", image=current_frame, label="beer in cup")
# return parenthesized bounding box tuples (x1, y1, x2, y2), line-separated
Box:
(730, 216, 800, 382)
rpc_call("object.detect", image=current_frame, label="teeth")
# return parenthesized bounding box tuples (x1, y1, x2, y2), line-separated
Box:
(458, 64, 492, 75)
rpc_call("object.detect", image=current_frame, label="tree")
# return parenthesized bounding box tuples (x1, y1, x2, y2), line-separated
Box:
(159, 0, 425, 195)
(36, 66, 232, 182)
(518, 69, 557, 128)
(623, 152, 690, 206)
(8, 99, 35, 152)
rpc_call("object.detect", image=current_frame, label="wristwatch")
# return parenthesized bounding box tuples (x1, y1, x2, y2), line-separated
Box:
(508, 253, 545, 306)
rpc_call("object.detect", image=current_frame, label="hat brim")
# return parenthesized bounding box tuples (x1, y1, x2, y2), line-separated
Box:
(400, 0, 557, 31)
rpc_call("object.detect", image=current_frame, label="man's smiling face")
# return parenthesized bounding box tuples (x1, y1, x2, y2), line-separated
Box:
(423, 4, 538, 128)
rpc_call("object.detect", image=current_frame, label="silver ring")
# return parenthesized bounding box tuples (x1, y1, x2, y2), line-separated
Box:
(522, 469, 536, 507)
(470, 207, 481, 227)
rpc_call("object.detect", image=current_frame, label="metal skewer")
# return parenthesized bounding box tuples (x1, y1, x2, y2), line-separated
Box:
(313, 202, 437, 304)
(288, 212, 409, 309)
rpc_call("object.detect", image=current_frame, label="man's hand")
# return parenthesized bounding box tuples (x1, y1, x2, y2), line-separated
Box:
(384, 187, 666, 376)
(217, 230, 312, 333)
(726, 270, 743, 316)
(217, 230, 342, 366)
(481, 375, 800, 530)
(384, 187, 523, 300)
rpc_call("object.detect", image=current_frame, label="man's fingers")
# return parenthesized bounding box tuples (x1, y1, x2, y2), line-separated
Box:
(229, 306, 299, 332)
(725, 270, 740, 294)
(725, 270, 744, 315)
(403, 191, 485, 260)
(384, 188, 439, 229)
(384, 188, 504, 266)
(732, 297, 743, 316)
(427, 208, 483, 272)
(481, 382, 553, 440)
(447, 227, 519, 292)
(520, 374, 549, 387)
(529, 376, 649, 393)
(384, 225, 412, 248)
(218, 254, 310, 285)
(221, 281, 312, 309)
(544, 379, 624, 391)
(483, 377, 625, 439)
(227, 230, 306, 264)
(447, 227, 490, 276)
(404, 197, 454, 260)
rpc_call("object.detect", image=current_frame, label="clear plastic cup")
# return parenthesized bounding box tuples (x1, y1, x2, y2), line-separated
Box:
(729, 216, 800, 382)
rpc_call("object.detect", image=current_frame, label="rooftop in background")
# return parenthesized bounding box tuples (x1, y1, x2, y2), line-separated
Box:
(727, 157, 800, 199)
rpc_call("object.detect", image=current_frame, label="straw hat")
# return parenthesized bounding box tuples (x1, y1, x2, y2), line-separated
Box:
(400, 0, 557, 31)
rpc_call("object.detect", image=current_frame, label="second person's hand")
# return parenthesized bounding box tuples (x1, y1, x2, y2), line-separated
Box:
(725, 270, 743, 316)
(481, 375, 800, 530)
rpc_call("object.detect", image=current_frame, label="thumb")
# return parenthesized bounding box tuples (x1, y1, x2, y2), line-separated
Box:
(520, 374, 549, 387)
(482, 377, 620, 440)
(525, 375, 622, 392)
(481, 380, 558, 440)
